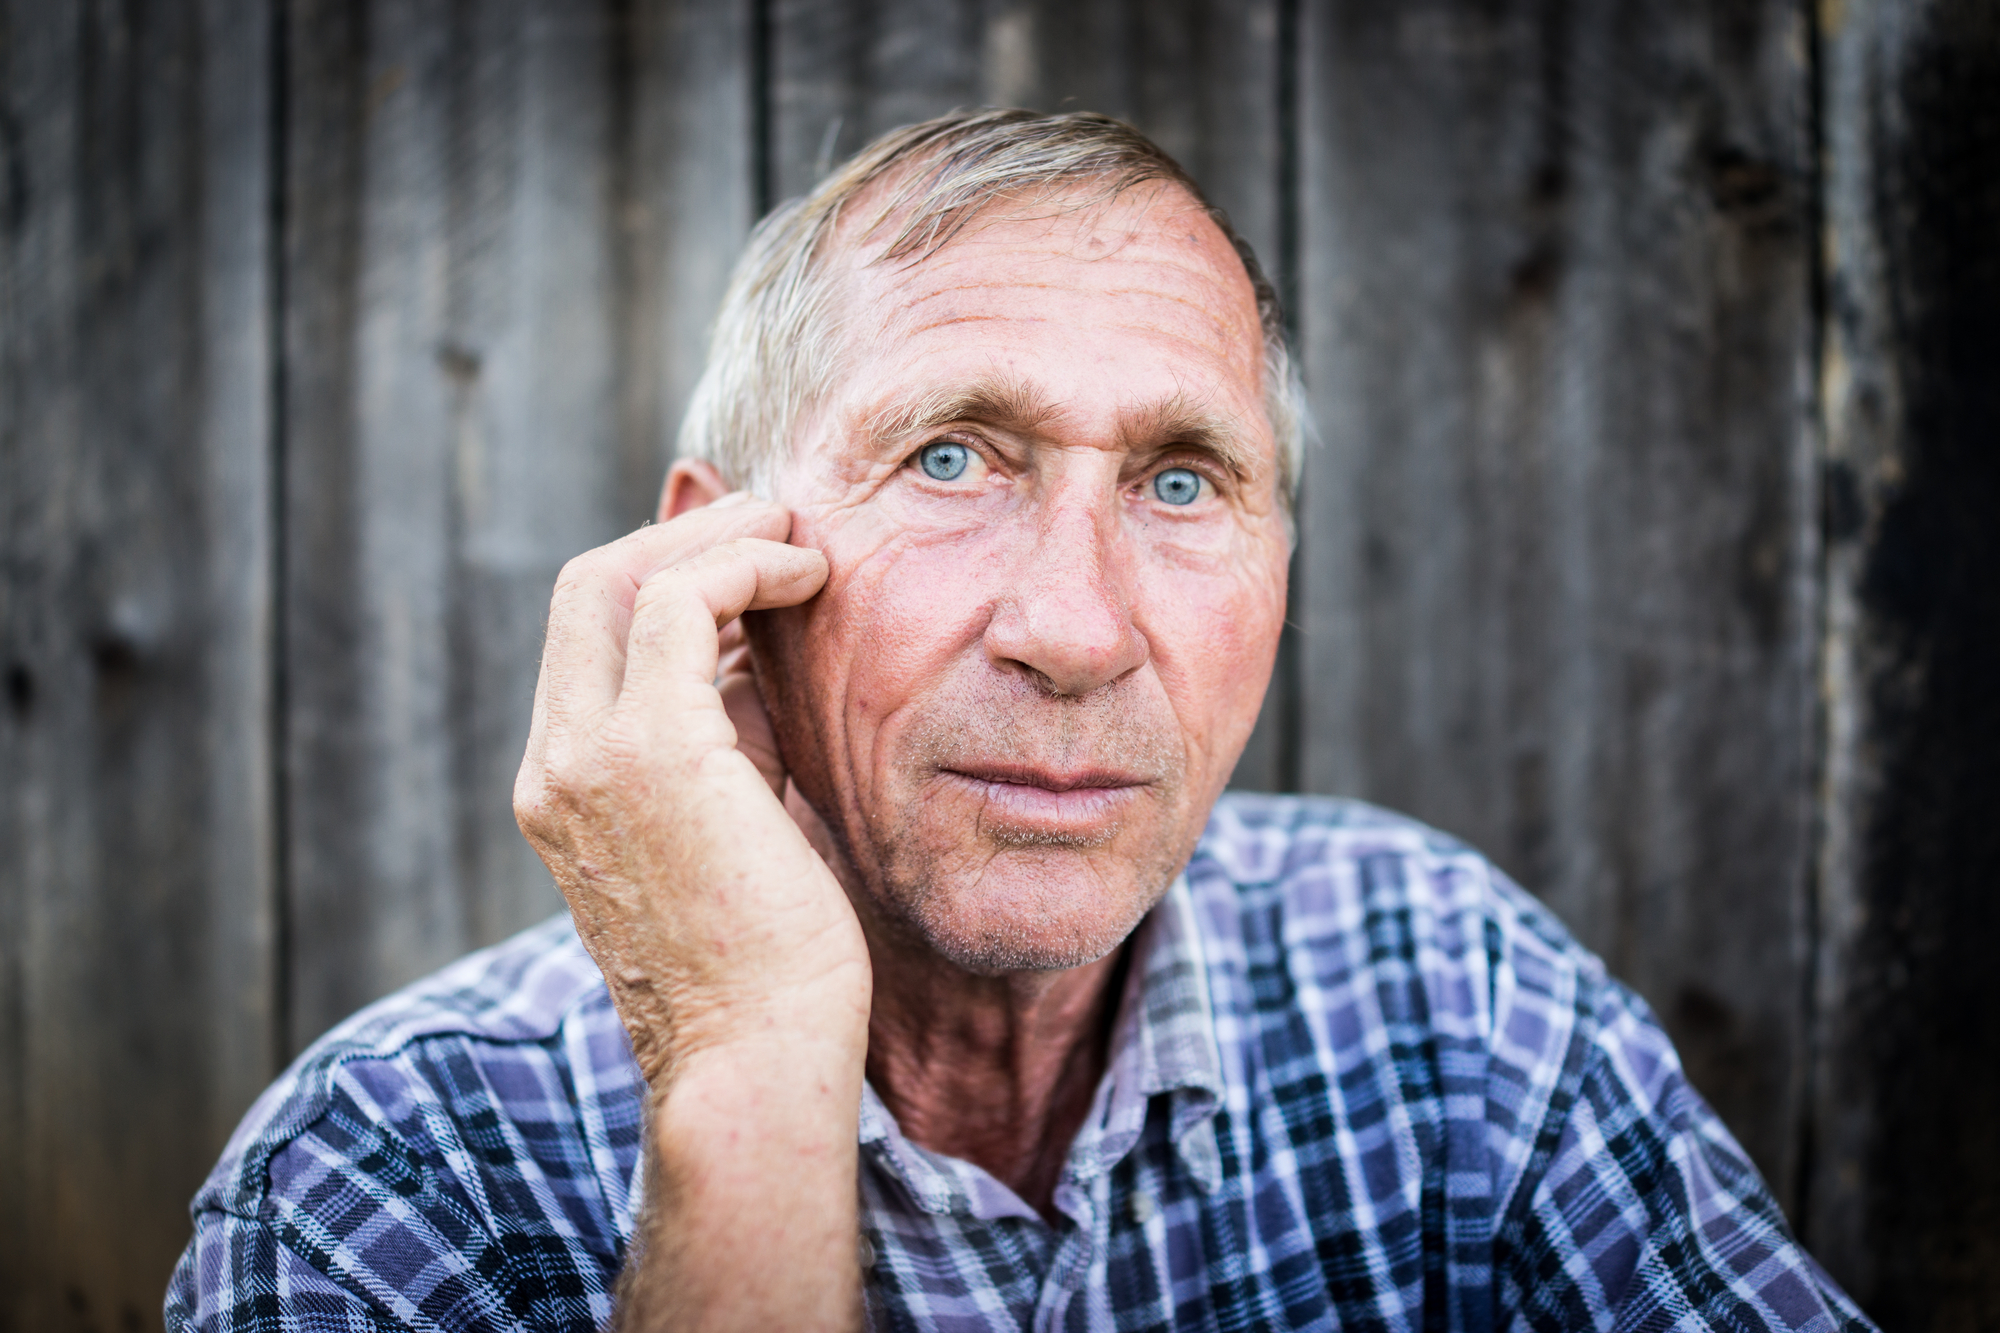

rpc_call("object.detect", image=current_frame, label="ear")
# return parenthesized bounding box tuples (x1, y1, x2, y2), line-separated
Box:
(658, 458, 733, 523)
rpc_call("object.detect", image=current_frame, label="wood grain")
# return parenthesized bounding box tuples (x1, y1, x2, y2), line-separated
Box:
(1810, 0, 2000, 1320)
(4, 0, 1997, 1322)
(1294, 0, 1817, 1192)
(0, 1, 278, 1327)
(617, 0, 760, 520)
(281, 0, 641, 1048)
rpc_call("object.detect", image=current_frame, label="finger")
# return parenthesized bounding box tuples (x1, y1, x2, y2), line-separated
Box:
(713, 620, 779, 792)
(714, 619, 748, 682)
(550, 500, 789, 678)
(719, 669, 786, 796)
(620, 537, 828, 713)
(533, 501, 796, 739)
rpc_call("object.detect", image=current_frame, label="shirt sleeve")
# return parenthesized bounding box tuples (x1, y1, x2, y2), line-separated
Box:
(167, 1208, 403, 1333)
(166, 1071, 621, 1333)
(1495, 980, 1875, 1333)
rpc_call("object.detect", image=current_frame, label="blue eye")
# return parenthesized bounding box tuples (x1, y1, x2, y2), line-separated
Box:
(1153, 467, 1204, 506)
(918, 441, 969, 481)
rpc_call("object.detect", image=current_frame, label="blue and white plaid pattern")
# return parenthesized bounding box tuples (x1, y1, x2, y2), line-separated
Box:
(168, 795, 1873, 1331)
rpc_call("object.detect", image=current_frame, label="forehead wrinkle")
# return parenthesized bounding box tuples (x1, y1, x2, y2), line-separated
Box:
(892, 258, 1251, 311)
(857, 314, 1266, 447)
(882, 238, 1256, 307)
(889, 278, 1073, 314)
(900, 229, 1224, 267)
(1072, 313, 1258, 369)
(1101, 288, 1253, 360)
(909, 313, 1051, 336)
(892, 303, 1253, 365)
(882, 278, 1256, 371)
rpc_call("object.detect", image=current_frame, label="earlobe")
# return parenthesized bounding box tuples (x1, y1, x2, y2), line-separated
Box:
(660, 458, 733, 522)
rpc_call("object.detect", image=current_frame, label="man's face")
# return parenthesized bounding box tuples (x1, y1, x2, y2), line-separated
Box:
(748, 183, 1288, 976)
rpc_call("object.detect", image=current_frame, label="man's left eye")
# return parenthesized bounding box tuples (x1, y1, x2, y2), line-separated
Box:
(1153, 467, 1205, 506)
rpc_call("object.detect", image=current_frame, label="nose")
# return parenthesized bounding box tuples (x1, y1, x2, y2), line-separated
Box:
(983, 493, 1149, 696)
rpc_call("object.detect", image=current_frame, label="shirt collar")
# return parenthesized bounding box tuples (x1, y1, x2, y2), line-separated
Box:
(857, 874, 1225, 1219)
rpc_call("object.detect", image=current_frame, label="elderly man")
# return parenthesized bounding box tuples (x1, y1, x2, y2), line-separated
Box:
(170, 110, 1869, 1332)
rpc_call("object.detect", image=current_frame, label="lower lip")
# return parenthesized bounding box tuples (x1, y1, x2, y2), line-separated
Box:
(940, 772, 1144, 837)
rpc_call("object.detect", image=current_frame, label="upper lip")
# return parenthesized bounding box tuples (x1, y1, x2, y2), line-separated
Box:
(941, 762, 1149, 792)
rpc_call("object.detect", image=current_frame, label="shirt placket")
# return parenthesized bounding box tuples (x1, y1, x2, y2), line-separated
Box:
(1034, 1168, 1109, 1332)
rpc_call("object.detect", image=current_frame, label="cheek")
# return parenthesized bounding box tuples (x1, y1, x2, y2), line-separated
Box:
(802, 518, 1016, 753)
(1135, 547, 1286, 756)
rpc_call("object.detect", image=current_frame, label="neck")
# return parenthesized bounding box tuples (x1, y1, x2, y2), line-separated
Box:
(779, 780, 1134, 1217)
(862, 928, 1131, 1220)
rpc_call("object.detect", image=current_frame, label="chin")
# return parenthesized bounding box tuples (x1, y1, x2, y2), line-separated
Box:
(887, 844, 1177, 976)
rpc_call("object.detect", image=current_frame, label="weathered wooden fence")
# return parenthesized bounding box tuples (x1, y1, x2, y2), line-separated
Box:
(3, 1, 1995, 1327)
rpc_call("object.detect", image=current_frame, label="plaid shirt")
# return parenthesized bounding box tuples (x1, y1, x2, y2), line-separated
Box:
(168, 795, 1872, 1331)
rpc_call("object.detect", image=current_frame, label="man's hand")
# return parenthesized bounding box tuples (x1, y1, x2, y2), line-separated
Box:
(514, 496, 869, 1332)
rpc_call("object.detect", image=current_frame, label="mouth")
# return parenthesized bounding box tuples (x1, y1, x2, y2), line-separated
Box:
(943, 762, 1146, 792)
(934, 762, 1151, 844)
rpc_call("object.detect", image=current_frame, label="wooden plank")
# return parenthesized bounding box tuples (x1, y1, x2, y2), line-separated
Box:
(282, 0, 464, 1051)
(0, 0, 277, 1326)
(767, 0, 1283, 245)
(618, 0, 761, 514)
(1011, 0, 1285, 276)
(1294, 0, 1817, 1196)
(280, 0, 557, 1045)
(767, 0, 982, 203)
(280, 0, 758, 1049)
(766, 0, 1294, 789)
(1809, 0, 2000, 1317)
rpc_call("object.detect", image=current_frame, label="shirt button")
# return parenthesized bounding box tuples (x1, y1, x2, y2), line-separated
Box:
(1128, 1191, 1158, 1226)
(857, 1231, 876, 1270)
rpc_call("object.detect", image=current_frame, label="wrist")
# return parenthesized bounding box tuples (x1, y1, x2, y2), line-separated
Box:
(629, 1011, 866, 1332)
(646, 955, 871, 1079)
(647, 1032, 866, 1248)
(656, 1016, 866, 1102)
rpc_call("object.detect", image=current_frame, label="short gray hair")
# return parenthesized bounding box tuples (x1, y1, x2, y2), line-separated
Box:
(676, 108, 1303, 511)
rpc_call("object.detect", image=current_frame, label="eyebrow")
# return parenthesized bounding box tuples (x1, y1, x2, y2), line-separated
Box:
(1115, 390, 1258, 479)
(858, 374, 1261, 478)
(862, 375, 1066, 443)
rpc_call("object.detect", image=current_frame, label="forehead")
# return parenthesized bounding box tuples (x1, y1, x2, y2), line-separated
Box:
(821, 184, 1268, 420)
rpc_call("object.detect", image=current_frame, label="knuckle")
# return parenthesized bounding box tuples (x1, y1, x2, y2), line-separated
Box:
(537, 742, 590, 794)
(631, 567, 676, 608)
(512, 769, 559, 830)
(552, 551, 601, 594)
(631, 569, 705, 628)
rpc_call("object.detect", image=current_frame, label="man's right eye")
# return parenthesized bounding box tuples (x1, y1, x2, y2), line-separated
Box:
(917, 440, 970, 481)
